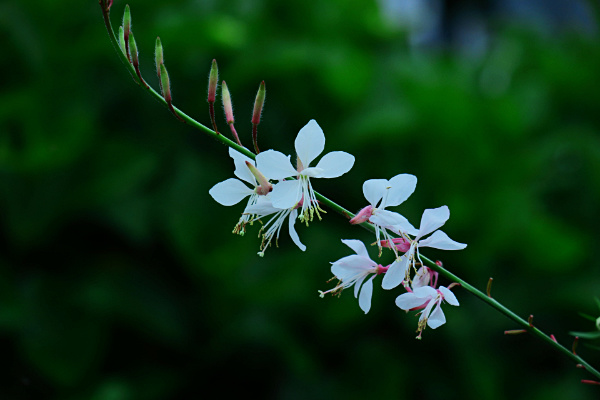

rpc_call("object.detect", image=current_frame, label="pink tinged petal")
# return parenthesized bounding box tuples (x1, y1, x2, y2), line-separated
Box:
(288, 209, 306, 251)
(362, 179, 388, 207)
(295, 119, 325, 168)
(255, 150, 297, 180)
(395, 292, 428, 310)
(385, 174, 417, 207)
(438, 286, 459, 306)
(418, 206, 450, 239)
(341, 239, 371, 259)
(419, 230, 467, 250)
(427, 301, 447, 329)
(209, 178, 254, 206)
(358, 276, 375, 314)
(229, 148, 256, 185)
(270, 180, 301, 209)
(381, 255, 411, 290)
(313, 151, 355, 178)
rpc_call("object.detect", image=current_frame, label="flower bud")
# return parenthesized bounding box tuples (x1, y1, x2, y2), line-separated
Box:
(208, 59, 218, 104)
(349, 205, 373, 224)
(160, 63, 171, 102)
(155, 37, 163, 72)
(118, 26, 126, 55)
(251, 81, 266, 126)
(379, 237, 411, 252)
(123, 5, 131, 38)
(245, 161, 272, 195)
(129, 32, 139, 67)
(222, 81, 234, 124)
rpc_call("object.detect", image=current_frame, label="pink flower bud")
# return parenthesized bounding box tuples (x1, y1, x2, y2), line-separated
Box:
(349, 205, 373, 224)
(379, 237, 411, 252)
(207, 59, 218, 104)
(251, 81, 266, 126)
(221, 81, 234, 124)
(245, 161, 272, 195)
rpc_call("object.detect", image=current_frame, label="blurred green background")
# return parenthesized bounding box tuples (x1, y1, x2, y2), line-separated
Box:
(1, 0, 600, 399)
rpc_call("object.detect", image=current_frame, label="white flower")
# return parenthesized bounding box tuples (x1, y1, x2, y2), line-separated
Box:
(350, 174, 418, 255)
(319, 239, 383, 313)
(244, 197, 305, 256)
(395, 285, 459, 338)
(382, 205, 466, 290)
(209, 148, 271, 235)
(256, 119, 355, 224)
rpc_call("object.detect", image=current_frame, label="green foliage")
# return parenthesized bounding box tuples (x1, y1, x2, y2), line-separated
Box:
(0, 0, 599, 399)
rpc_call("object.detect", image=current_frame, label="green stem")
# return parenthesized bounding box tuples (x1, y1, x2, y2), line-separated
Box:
(99, 2, 600, 382)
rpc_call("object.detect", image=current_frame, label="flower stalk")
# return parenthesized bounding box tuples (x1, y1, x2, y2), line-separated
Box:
(99, 2, 600, 382)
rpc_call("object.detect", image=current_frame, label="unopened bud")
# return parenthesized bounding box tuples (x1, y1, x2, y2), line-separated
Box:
(379, 237, 411, 252)
(251, 81, 266, 126)
(208, 59, 218, 103)
(160, 63, 171, 102)
(245, 161, 272, 195)
(155, 37, 163, 72)
(118, 26, 126, 55)
(222, 81, 234, 124)
(349, 205, 373, 224)
(129, 32, 139, 67)
(122, 4, 131, 41)
(504, 329, 527, 335)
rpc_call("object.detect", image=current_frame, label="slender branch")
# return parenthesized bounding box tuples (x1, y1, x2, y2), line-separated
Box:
(99, 2, 600, 381)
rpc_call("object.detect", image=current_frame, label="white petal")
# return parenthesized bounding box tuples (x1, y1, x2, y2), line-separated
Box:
(288, 209, 306, 251)
(229, 148, 256, 186)
(243, 197, 278, 216)
(358, 276, 375, 314)
(209, 178, 254, 206)
(418, 206, 450, 239)
(332, 255, 374, 277)
(427, 302, 446, 329)
(270, 180, 301, 209)
(439, 286, 459, 306)
(313, 151, 355, 178)
(256, 150, 297, 180)
(362, 179, 388, 207)
(384, 174, 417, 207)
(371, 210, 411, 229)
(295, 119, 325, 167)
(395, 292, 428, 310)
(300, 167, 324, 178)
(419, 230, 467, 250)
(341, 239, 371, 259)
(412, 286, 438, 298)
(354, 274, 367, 298)
(381, 255, 411, 290)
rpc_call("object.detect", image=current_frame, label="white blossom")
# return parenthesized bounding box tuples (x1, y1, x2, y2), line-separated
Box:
(256, 120, 354, 224)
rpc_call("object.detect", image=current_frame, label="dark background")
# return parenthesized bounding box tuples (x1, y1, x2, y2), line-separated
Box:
(1, 0, 600, 399)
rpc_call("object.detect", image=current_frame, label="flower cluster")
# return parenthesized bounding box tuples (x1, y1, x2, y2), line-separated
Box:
(209, 119, 355, 256)
(209, 118, 466, 337)
(324, 183, 467, 337)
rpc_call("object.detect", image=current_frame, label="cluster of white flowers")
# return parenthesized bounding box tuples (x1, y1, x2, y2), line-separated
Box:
(209, 119, 466, 337)
(209, 119, 355, 256)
